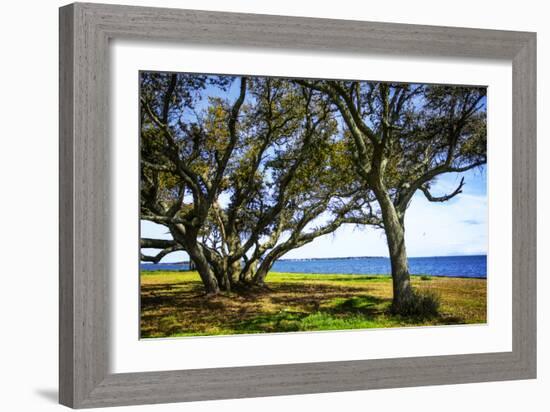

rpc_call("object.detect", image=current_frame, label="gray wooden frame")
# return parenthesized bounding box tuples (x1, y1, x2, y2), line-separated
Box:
(59, 2, 536, 408)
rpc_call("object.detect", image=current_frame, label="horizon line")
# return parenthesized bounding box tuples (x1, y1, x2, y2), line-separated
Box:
(140, 253, 487, 265)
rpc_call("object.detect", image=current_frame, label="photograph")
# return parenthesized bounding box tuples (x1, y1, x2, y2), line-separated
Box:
(139, 71, 488, 338)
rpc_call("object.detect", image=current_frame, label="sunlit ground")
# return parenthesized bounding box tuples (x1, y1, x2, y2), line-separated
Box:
(140, 271, 487, 338)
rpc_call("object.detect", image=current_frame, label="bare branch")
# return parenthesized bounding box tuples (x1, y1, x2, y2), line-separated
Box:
(448, 161, 486, 173)
(140, 238, 178, 249)
(161, 74, 177, 124)
(420, 177, 465, 203)
(140, 241, 184, 264)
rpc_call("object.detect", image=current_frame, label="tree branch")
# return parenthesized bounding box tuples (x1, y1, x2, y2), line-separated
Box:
(420, 177, 465, 203)
(140, 240, 184, 264)
(329, 82, 379, 144)
(162, 74, 177, 124)
(209, 76, 248, 203)
(140, 238, 178, 249)
(140, 95, 203, 203)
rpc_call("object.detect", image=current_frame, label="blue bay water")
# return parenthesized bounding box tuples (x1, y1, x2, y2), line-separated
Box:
(141, 255, 487, 278)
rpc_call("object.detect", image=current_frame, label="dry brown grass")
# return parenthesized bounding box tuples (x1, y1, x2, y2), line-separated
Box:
(140, 271, 486, 338)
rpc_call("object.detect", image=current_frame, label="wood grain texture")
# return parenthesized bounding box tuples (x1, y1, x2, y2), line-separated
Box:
(512, 35, 537, 374)
(59, 5, 74, 406)
(59, 2, 537, 408)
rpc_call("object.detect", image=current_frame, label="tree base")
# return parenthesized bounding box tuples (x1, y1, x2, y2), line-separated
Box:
(390, 289, 440, 318)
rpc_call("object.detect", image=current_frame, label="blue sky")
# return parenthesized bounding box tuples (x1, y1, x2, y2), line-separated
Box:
(141, 76, 487, 261)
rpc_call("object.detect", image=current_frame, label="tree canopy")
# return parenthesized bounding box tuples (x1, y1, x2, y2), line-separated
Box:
(140, 73, 379, 294)
(296, 79, 486, 311)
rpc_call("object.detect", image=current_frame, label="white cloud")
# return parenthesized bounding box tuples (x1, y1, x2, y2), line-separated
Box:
(404, 192, 487, 257)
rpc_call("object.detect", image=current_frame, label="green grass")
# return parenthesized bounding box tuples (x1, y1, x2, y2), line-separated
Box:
(140, 271, 486, 338)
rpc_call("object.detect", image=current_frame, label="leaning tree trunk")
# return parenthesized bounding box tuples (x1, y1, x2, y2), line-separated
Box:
(252, 265, 269, 286)
(239, 258, 257, 283)
(228, 259, 242, 286)
(252, 255, 276, 286)
(169, 225, 221, 295)
(377, 191, 413, 312)
(385, 219, 413, 310)
(215, 257, 242, 292)
(185, 243, 221, 295)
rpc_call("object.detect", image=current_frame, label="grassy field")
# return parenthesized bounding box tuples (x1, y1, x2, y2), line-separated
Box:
(140, 271, 486, 338)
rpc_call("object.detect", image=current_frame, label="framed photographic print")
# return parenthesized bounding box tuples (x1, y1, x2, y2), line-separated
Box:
(59, 2, 536, 408)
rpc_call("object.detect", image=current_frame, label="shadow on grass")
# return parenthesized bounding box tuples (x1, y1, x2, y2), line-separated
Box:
(228, 294, 424, 334)
(328, 295, 387, 314)
(140, 278, 472, 338)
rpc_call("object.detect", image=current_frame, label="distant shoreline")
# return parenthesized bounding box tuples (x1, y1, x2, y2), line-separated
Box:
(140, 254, 488, 266)
(140, 254, 487, 266)
(140, 255, 487, 279)
(276, 254, 487, 262)
(139, 270, 487, 280)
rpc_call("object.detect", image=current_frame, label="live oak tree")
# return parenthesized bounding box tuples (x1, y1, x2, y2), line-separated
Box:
(140, 73, 379, 295)
(296, 79, 486, 313)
